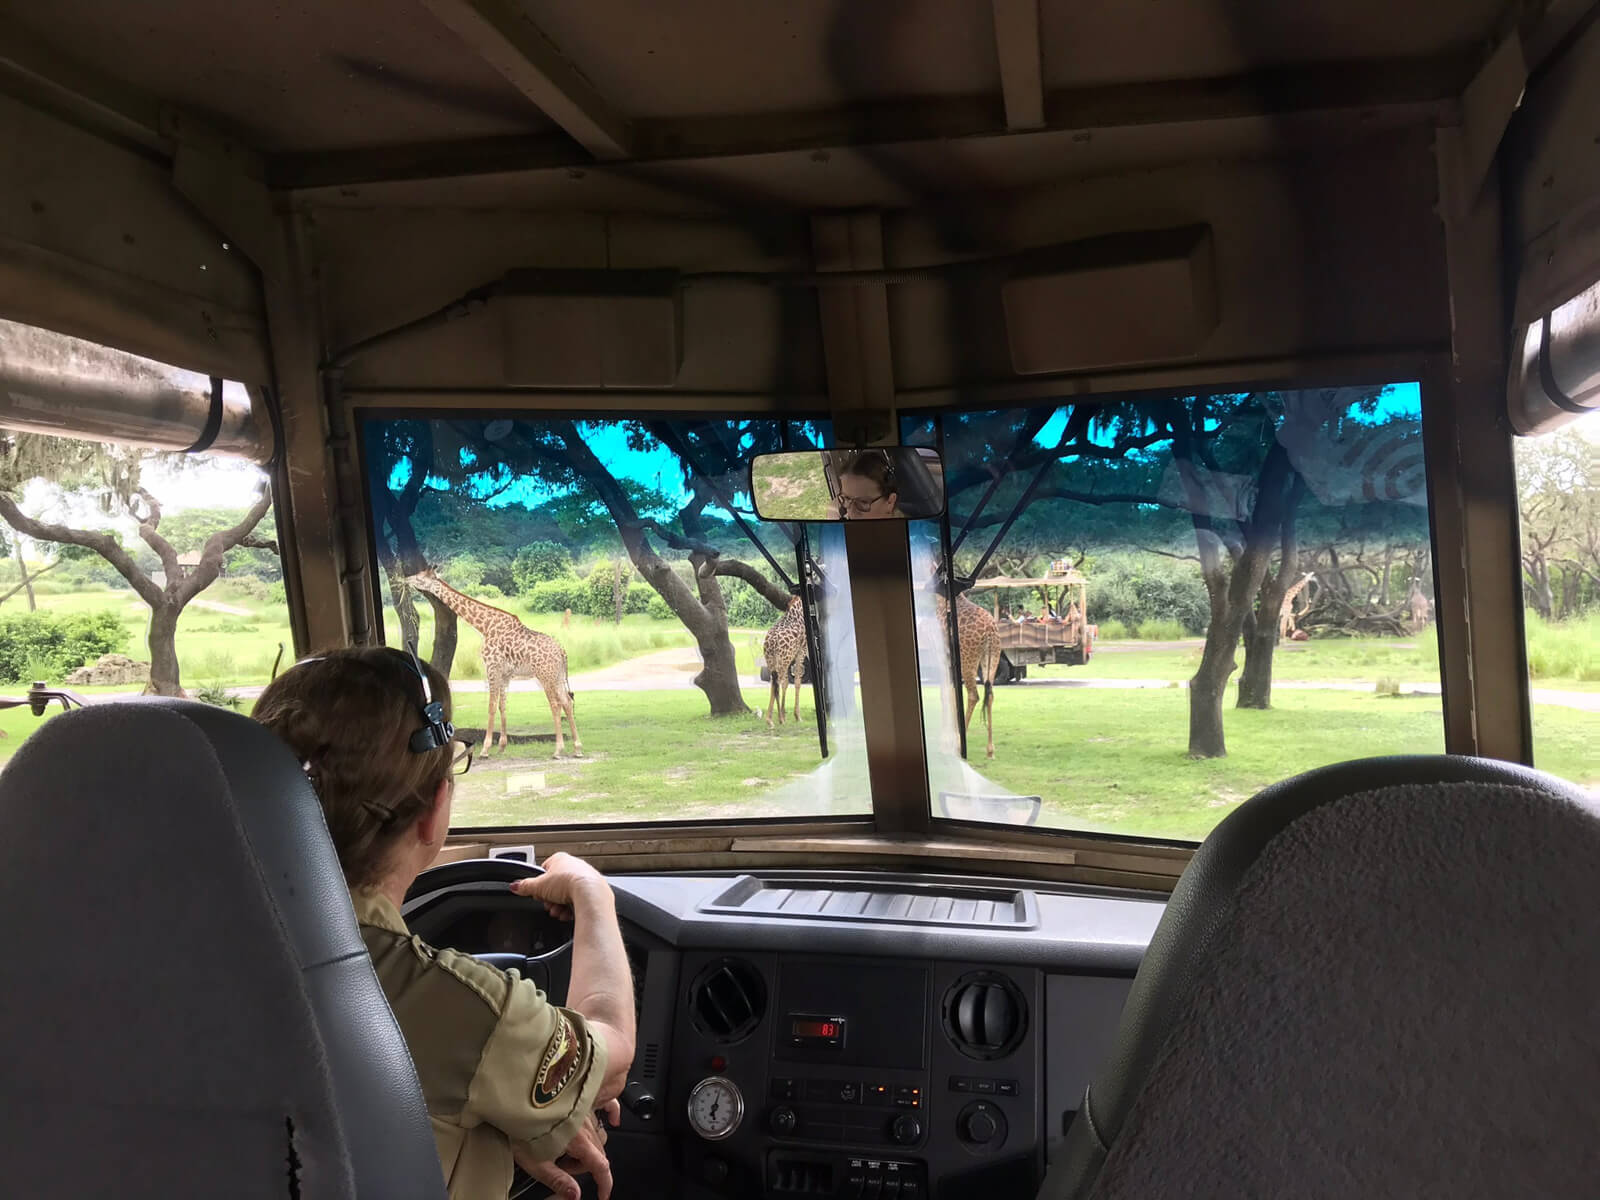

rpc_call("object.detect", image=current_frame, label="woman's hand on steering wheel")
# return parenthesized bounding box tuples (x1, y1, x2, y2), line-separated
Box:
(512, 1100, 621, 1200)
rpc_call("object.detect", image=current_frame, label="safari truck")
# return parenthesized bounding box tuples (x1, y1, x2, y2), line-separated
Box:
(969, 562, 1095, 682)
(2, 4, 1600, 1199)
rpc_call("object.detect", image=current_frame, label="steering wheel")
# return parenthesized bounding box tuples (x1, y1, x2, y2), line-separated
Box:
(404, 857, 576, 968)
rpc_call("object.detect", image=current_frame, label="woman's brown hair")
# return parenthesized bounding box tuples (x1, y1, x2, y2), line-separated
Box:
(837, 449, 898, 493)
(252, 647, 455, 889)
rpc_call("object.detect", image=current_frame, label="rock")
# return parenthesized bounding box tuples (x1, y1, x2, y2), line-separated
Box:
(64, 653, 152, 686)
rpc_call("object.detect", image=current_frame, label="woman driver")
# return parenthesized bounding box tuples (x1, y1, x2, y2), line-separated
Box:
(253, 647, 635, 1200)
(836, 449, 900, 519)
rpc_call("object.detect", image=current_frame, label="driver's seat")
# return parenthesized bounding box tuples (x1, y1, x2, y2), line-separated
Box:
(0, 698, 447, 1199)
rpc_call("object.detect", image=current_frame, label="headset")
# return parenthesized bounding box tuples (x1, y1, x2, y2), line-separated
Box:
(278, 641, 457, 755)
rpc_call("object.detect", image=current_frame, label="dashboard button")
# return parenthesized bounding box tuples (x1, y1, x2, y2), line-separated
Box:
(973, 1079, 997, 1095)
(768, 1106, 798, 1135)
(890, 1114, 922, 1146)
(864, 1177, 883, 1199)
(881, 1178, 902, 1199)
(949, 1076, 972, 1093)
(838, 1080, 861, 1104)
(866, 1083, 892, 1106)
(900, 1179, 921, 1198)
(997, 1079, 1019, 1097)
(771, 1078, 798, 1101)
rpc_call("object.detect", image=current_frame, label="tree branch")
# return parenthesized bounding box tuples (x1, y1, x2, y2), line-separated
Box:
(710, 559, 791, 611)
(238, 534, 279, 554)
(0, 492, 164, 608)
(174, 491, 274, 605)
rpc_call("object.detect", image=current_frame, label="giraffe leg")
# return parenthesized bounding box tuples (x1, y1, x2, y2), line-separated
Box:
(498, 684, 510, 751)
(775, 668, 788, 727)
(765, 671, 779, 730)
(790, 659, 803, 723)
(562, 686, 581, 757)
(483, 672, 501, 754)
(544, 686, 564, 759)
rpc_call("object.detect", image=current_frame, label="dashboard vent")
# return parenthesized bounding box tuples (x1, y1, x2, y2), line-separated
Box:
(640, 1042, 660, 1080)
(943, 972, 1027, 1060)
(688, 957, 766, 1043)
(701, 876, 1038, 929)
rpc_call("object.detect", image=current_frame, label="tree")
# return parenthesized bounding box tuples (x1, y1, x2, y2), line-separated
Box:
(367, 416, 798, 715)
(936, 387, 1418, 757)
(1517, 429, 1600, 621)
(511, 541, 572, 591)
(0, 432, 271, 696)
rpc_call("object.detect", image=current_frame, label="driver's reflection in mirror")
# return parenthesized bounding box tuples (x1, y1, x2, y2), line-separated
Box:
(253, 648, 637, 1200)
(836, 449, 900, 519)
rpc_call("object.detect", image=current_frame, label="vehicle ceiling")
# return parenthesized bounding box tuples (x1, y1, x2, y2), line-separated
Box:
(0, 0, 1528, 210)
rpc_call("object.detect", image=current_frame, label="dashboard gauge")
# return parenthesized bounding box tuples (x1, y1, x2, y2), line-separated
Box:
(687, 1076, 744, 1140)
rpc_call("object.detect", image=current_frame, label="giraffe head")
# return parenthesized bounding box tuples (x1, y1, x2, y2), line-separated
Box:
(404, 565, 442, 596)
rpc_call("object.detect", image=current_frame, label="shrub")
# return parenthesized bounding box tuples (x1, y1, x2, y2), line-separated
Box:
(195, 683, 242, 709)
(1096, 618, 1131, 640)
(190, 649, 239, 682)
(646, 592, 675, 621)
(267, 581, 288, 607)
(526, 578, 588, 614)
(1138, 618, 1188, 641)
(1524, 611, 1600, 682)
(511, 542, 573, 592)
(0, 608, 127, 683)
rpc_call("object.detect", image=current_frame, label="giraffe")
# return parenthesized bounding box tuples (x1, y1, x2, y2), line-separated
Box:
(763, 594, 808, 729)
(404, 567, 581, 758)
(1278, 571, 1317, 639)
(934, 589, 1001, 758)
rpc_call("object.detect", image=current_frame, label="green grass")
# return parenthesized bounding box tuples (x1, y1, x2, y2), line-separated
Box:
(5, 671, 1595, 842)
(1066, 631, 1445, 684)
(1524, 611, 1600, 683)
(751, 453, 833, 520)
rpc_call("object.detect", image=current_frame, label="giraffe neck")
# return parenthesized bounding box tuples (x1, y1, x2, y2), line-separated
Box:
(422, 580, 516, 633)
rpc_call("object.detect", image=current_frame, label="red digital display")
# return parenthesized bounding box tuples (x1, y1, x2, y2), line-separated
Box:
(793, 1019, 841, 1039)
(788, 1014, 846, 1047)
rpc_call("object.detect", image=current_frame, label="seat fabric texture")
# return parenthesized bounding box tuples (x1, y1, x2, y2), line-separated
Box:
(1043, 755, 1600, 1200)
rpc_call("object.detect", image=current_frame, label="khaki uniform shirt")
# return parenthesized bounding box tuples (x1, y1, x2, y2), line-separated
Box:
(352, 890, 608, 1199)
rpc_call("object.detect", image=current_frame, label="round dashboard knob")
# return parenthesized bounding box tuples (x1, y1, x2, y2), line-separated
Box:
(890, 1114, 922, 1145)
(960, 1107, 998, 1145)
(769, 1105, 798, 1135)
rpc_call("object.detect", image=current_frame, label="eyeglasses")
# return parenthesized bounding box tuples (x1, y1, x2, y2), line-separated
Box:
(840, 492, 886, 515)
(450, 738, 474, 777)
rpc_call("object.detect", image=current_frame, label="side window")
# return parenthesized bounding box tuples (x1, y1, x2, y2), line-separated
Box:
(359, 415, 869, 827)
(1515, 412, 1600, 787)
(1, 321, 285, 757)
(905, 384, 1443, 841)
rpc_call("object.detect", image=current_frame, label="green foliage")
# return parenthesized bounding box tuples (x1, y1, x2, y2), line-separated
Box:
(1524, 611, 1600, 682)
(0, 608, 126, 683)
(1138, 618, 1189, 641)
(1080, 554, 1210, 635)
(1096, 619, 1131, 640)
(526, 578, 588, 614)
(721, 577, 783, 628)
(194, 683, 242, 710)
(153, 506, 281, 581)
(511, 542, 573, 592)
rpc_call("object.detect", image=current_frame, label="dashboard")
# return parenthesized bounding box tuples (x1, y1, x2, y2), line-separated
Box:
(403, 868, 1164, 1200)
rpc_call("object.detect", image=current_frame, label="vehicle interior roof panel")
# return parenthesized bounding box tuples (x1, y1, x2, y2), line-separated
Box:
(0, 0, 560, 151)
(1039, 0, 1505, 88)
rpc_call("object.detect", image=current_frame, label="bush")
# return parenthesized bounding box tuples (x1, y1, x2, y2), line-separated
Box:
(1524, 611, 1600, 682)
(267, 581, 287, 607)
(1138, 618, 1188, 641)
(646, 592, 675, 621)
(195, 683, 242, 709)
(1096, 618, 1131, 640)
(0, 608, 127, 683)
(1082, 555, 1210, 635)
(526, 578, 588, 615)
(511, 542, 572, 592)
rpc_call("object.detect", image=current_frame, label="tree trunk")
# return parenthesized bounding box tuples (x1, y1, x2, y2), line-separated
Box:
(613, 558, 626, 625)
(1236, 616, 1279, 709)
(15, 541, 36, 611)
(146, 601, 184, 696)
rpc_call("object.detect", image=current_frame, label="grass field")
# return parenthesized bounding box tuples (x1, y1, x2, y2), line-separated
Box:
(3, 587, 1595, 844)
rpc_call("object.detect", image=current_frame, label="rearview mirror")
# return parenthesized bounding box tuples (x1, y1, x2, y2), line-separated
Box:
(750, 447, 946, 521)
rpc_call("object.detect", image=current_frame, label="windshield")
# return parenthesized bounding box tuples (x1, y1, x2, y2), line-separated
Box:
(904, 383, 1445, 841)
(360, 413, 871, 828)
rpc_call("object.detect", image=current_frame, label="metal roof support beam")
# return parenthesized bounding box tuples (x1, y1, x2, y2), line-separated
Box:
(990, 0, 1045, 130)
(417, 0, 633, 160)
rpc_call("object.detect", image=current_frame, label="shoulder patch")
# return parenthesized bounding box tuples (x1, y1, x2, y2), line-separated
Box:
(532, 1012, 587, 1108)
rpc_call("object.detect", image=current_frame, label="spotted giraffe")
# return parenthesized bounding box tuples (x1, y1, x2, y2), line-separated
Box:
(935, 589, 1001, 758)
(763, 594, 808, 729)
(405, 567, 581, 758)
(1278, 571, 1317, 639)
